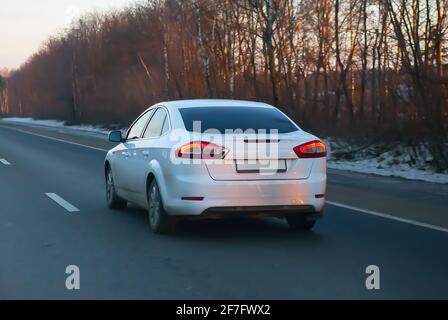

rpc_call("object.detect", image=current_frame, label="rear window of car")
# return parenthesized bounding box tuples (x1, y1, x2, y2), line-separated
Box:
(179, 106, 299, 134)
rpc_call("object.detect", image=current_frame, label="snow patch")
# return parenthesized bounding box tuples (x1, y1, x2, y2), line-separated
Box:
(325, 138, 448, 184)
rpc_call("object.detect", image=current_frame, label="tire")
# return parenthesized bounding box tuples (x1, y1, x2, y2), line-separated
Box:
(286, 215, 316, 232)
(147, 180, 175, 234)
(106, 166, 127, 210)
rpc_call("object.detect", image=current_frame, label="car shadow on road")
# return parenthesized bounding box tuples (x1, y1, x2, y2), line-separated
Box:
(121, 204, 325, 243)
(177, 218, 323, 241)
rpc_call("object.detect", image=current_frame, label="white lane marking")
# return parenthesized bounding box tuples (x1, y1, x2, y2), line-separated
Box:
(2, 124, 446, 233)
(327, 201, 448, 234)
(0, 125, 108, 152)
(45, 193, 80, 213)
(0, 159, 11, 165)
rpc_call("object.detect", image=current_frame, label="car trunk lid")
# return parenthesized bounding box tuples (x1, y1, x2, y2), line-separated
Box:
(204, 131, 315, 181)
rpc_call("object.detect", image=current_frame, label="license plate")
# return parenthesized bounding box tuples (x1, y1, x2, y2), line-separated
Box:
(235, 160, 287, 173)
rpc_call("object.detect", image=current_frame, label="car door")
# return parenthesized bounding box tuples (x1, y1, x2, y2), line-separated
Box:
(113, 109, 155, 201)
(132, 108, 170, 201)
(121, 108, 169, 206)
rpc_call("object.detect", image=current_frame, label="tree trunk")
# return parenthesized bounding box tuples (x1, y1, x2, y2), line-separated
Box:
(194, 1, 213, 98)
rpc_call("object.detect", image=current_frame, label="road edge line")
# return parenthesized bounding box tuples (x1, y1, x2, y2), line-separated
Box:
(327, 200, 448, 234)
(0, 125, 108, 152)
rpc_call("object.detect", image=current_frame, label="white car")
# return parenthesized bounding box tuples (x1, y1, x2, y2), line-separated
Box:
(104, 99, 327, 233)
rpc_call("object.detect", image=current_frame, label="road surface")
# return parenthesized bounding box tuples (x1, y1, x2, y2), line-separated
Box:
(0, 121, 447, 299)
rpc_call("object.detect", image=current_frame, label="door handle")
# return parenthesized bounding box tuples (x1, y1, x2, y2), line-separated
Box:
(122, 152, 131, 157)
(142, 151, 150, 158)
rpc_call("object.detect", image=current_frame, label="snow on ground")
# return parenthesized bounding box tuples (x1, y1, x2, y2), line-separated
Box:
(327, 158, 448, 184)
(325, 138, 448, 184)
(1, 117, 446, 184)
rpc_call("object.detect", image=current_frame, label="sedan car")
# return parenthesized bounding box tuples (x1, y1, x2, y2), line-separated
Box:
(105, 99, 327, 233)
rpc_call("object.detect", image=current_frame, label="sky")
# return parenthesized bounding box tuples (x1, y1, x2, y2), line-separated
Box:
(0, 0, 137, 70)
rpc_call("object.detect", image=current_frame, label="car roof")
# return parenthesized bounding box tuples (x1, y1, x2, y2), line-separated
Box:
(156, 99, 275, 110)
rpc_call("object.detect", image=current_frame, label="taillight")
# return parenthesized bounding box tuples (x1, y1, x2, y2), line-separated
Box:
(293, 140, 327, 158)
(176, 141, 228, 159)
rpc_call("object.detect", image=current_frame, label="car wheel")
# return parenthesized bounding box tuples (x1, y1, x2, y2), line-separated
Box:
(286, 216, 316, 232)
(106, 166, 127, 209)
(147, 180, 175, 234)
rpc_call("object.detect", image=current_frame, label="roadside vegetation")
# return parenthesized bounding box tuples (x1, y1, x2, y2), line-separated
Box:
(0, 0, 447, 171)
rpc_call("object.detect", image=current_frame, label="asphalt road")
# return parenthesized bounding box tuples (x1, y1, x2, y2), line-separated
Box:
(0, 121, 447, 299)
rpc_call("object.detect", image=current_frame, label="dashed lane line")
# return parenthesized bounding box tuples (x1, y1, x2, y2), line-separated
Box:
(45, 193, 80, 213)
(0, 159, 11, 165)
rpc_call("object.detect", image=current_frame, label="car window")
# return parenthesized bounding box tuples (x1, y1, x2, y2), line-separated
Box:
(126, 109, 154, 140)
(161, 116, 169, 135)
(143, 108, 168, 138)
(179, 106, 299, 134)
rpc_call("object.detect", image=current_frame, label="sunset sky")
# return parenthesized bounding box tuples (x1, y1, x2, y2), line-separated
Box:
(0, 0, 137, 70)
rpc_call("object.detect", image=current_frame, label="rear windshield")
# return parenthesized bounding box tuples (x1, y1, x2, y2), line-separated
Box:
(179, 107, 299, 134)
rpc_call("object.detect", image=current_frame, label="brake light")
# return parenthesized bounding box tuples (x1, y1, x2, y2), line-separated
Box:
(176, 141, 228, 159)
(293, 140, 327, 158)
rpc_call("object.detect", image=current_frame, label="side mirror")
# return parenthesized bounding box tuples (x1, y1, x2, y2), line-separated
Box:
(109, 130, 123, 143)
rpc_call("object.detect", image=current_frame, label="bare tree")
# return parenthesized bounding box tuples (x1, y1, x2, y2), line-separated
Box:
(3, 0, 447, 169)
(194, 0, 213, 98)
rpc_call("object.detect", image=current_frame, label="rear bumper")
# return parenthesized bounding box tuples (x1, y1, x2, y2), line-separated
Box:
(199, 205, 323, 220)
(159, 156, 326, 217)
(163, 174, 326, 217)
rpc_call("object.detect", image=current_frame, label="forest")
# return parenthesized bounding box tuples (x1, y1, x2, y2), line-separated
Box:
(0, 0, 447, 170)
